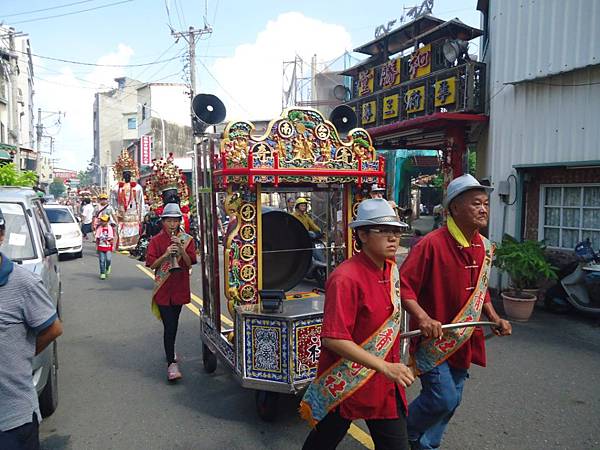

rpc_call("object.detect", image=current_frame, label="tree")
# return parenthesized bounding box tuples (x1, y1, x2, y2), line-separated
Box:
(78, 169, 94, 188)
(49, 178, 66, 198)
(0, 163, 38, 187)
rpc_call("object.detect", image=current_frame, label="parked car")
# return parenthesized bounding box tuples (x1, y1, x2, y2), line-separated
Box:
(0, 187, 62, 417)
(44, 203, 83, 258)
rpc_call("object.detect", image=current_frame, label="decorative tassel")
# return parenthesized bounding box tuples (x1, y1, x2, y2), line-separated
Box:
(299, 401, 318, 429)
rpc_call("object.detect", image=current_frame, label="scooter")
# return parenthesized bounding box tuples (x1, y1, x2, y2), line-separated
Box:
(305, 231, 327, 288)
(544, 239, 600, 314)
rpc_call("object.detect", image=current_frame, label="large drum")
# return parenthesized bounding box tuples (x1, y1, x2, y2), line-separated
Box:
(261, 209, 312, 292)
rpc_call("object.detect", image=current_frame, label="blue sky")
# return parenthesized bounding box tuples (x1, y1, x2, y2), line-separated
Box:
(1, 0, 480, 170)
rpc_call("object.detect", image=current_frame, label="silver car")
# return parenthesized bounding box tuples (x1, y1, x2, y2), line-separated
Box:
(0, 187, 61, 417)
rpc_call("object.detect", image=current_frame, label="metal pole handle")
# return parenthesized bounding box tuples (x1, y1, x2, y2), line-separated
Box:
(399, 321, 498, 340)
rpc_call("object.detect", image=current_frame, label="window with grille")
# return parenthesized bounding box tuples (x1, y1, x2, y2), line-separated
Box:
(540, 185, 600, 250)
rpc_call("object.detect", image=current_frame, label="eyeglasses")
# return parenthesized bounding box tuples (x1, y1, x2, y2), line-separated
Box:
(369, 228, 402, 238)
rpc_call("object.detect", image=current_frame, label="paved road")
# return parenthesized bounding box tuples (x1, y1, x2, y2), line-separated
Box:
(39, 243, 600, 449)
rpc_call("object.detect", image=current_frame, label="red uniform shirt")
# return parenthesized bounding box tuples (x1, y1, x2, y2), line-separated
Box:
(318, 251, 407, 421)
(400, 226, 491, 370)
(145, 229, 197, 306)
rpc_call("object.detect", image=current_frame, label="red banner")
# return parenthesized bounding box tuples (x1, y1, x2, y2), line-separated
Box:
(141, 135, 152, 167)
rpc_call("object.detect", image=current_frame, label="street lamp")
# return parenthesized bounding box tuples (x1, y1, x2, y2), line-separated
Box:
(138, 103, 166, 159)
(88, 161, 103, 192)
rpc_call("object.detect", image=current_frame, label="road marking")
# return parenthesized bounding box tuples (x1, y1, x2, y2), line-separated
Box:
(136, 265, 369, 448)
(135, 264, 234, 327)
(348, 424, 374, 449)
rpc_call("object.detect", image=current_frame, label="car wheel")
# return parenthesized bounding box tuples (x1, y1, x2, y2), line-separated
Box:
(39, 341, 59, 417)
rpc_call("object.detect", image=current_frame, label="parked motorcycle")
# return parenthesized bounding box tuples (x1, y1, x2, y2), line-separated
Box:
(544, 239, 600, 314)
(305, 231, 327, 288)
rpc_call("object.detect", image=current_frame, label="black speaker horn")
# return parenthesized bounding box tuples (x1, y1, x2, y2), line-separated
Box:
(329, 105, 357, 135)
(192, 93, 226, 134)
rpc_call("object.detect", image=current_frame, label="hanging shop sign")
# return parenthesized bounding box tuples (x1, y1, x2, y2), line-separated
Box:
(358, 68, 375, 97)
(140, 135, 152, 167)
(382, 94, 399, 119)
(405, 86, 425, 113)
(409, 44, 431, 80)
(380, 58, 401, 89)
(361, 100, 377, 124)
(434, 77, 456, 107)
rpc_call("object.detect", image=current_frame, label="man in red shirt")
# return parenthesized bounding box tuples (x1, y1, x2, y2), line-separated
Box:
(301, 198, 414, 450)
(146, 203, 197, 382)
(400, 174, 511, 450)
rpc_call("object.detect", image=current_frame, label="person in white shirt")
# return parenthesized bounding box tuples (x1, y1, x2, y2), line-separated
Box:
(80, 198, 95, 240)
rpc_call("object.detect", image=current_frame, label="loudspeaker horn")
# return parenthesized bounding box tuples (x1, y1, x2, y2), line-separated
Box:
(329, 105, 357, 134)
(191, 94, 226, 134)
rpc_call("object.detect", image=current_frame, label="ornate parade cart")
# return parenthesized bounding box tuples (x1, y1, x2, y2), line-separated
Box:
(194, 103, 385, 420)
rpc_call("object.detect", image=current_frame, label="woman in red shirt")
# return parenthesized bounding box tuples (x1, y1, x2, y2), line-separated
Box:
(145, 203, 197, 382)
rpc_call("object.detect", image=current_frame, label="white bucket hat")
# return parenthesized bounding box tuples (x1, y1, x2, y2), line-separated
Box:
(349, 198, 407, 229)
(161, 203, 183, 218)
(443, 174, 493, 208)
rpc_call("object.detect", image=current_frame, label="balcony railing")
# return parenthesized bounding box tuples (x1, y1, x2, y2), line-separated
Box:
(345, 61, 486, 130)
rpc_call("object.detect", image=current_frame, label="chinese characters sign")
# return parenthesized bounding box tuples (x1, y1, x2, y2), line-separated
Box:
(380, 58, 401, 89)
(383, 94, 399, 119)
(140, 135, 152, 167)
(405, 86, 425, 113)
(358, 69, 374, 96)
(434, 77, 456, 107)
(362, 101, 377, 124)
(409, 44, 431, 80)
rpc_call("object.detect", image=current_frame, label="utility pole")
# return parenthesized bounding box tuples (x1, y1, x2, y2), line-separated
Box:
(171, 25, 212, 128)
(7, 29, 22, 171)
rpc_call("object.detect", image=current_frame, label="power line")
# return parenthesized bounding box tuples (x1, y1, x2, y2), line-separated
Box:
(196, 58, 251, 115)
(1, 0, 96, 18)
(15, 48, 182, 67)
(10, 0, 133, 25)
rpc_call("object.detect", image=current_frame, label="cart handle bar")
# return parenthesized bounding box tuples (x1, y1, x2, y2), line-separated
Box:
(399, 321, 499, 339)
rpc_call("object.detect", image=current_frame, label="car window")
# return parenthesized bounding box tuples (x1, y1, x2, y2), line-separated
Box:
(0, 202, 36, 261)
(45, 208, 75, 224)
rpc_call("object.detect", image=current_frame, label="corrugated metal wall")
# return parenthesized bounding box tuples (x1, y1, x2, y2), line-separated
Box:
(491, 0, 600, 83)
(481, 0, 600, 246)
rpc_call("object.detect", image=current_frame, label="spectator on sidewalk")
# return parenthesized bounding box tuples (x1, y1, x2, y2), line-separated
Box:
(80, 198, 94, 240)
(0, 208, 63, 450)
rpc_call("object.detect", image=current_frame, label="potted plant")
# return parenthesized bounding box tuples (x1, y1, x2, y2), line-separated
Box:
(493, 235, 558, 321)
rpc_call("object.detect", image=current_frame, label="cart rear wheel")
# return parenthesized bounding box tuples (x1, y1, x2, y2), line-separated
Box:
(202, 343, 217, 373)
(255, 390, 278, 422)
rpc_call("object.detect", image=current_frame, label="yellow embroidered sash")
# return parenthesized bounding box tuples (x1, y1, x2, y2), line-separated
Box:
(411, 236, 494, 375)
(299, 260, 403, 427)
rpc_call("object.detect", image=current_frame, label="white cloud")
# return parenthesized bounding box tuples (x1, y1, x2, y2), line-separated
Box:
(210, 12, 352, 120)
(34, 44, 134, 170)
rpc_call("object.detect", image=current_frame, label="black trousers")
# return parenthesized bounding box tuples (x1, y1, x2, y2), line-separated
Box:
(157, 305, 183, 364)
(0, 413, 40, 450)
(303, 393, 409, 450)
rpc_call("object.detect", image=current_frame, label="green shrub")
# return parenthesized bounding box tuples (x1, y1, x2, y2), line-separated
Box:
(0, 163, 37, 187)
(493, 234, 558, 291)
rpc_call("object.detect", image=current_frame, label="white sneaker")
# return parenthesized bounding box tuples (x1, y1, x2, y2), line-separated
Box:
(167, 363, 182, 382)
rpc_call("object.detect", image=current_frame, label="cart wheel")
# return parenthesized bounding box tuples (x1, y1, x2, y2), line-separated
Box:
(202, 344, 217, 373)
(255, 390, 278, 422)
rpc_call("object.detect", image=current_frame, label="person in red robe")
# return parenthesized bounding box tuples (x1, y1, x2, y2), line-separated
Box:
(400, 174, 511, 450)
(146, 203, 197, 382)
(301, 199, 414, 450)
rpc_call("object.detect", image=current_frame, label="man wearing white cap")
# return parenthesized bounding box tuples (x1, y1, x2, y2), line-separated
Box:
(301, 199, 414, 450)
(400, 174, 511, 450)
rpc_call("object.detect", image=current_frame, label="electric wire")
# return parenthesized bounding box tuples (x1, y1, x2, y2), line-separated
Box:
(0, 0, 96, 18)
(14, 48, 182, 67)
(9, 0, 133, 25)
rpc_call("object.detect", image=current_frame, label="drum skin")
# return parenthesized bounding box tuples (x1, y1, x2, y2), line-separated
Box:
(261, 210, 312, 291)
